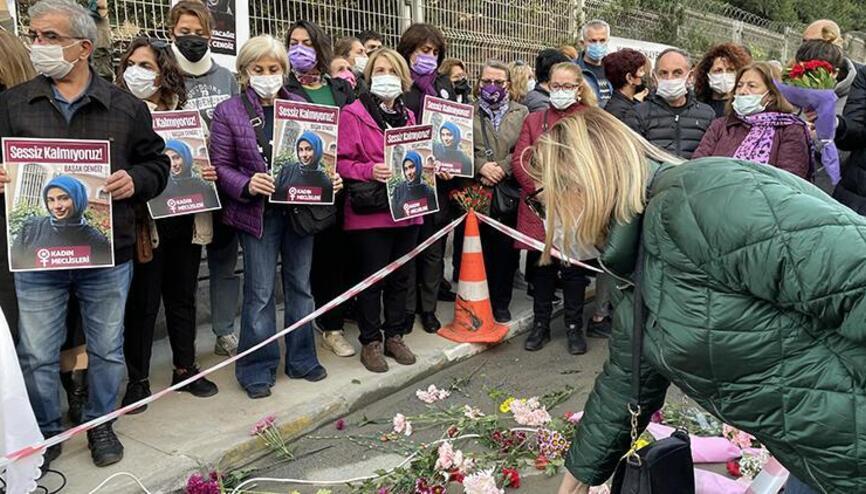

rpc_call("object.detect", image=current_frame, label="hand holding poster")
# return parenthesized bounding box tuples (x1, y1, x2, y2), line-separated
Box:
(385, 125, 439, 222)
(148, 110, 221, 219)
(270, 100, 339, 205)
(3, 138, 114, 272)
(422, 96, 475, 177)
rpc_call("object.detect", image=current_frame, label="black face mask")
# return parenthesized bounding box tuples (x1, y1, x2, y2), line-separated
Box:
(175, 35, 210, 63)
(454, 78, 471, 95)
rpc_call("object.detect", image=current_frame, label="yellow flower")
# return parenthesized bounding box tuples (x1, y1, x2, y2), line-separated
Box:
(499, 397, 516, 413)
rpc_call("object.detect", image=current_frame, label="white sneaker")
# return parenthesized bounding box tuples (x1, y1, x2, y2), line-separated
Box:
(321, 330, 356, 357)
(214, 334, 239, 357)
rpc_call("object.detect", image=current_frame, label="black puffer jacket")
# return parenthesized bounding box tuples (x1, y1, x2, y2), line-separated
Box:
(604, 90, 640, 131)
(635, 93, 715, 158)
(833, 63, 866, 214)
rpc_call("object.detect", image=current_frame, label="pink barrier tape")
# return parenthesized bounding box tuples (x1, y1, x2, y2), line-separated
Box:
(0, 214, 468, 467)
(475, 212, 603, 274)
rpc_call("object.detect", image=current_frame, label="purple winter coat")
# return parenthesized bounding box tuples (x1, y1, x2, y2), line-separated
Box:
(337, 99, 423, 230)
(209, 87, 304, 238)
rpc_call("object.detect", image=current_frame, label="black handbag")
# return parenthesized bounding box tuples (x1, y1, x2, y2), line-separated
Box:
(346, 180, 389, 214)
(479, 110, 520, 218)
(611, 241, 695, 494)
(242, 93, 336, 236)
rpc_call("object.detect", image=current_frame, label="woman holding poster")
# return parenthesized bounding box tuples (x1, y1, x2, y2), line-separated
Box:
(116, 40, 220, 410)
(338, 48, 422, 373)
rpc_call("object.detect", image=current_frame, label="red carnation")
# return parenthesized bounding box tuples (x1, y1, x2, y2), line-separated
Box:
(534, 455, 549, 470)
(726, 459, 742, 478)
(448, 470, 465, 484)
(788, 63, 805, 79)
(502, 467, 521, 488)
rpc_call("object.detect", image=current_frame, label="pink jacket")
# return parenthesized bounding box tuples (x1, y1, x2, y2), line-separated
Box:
(337, 100, 423, 230)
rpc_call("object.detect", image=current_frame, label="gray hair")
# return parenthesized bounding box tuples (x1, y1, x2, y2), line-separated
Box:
(655, 48, 692, 70)
(581, 19, 611, 40)
(236, 35, 288, 88)
(29, 0, 97, 44)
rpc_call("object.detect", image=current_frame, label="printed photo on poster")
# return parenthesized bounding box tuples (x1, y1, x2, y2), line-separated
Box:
(422, 96, 474, 178)
(270, 100, 339, 205)
(384, 125, 438, 222)
(3, 138, 114, 272)
(148, 110, 221, 219)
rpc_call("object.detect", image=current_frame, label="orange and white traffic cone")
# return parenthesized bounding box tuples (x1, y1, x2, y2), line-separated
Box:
(438, 210, 509, 344)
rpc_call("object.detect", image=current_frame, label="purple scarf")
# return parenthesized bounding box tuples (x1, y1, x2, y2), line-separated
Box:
(412, 69, 438, 97)
(732, 112, 808, 165)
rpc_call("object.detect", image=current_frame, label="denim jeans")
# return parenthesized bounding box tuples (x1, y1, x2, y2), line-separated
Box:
(207, 224, 241, 338)
(237, 210, 322, 390)
(15, 261, 133, 437)
(785, 476, 819, 494)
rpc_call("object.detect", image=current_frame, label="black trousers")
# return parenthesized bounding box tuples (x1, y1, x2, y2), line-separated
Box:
(406, 215, 446, 314)
(124, 221, 202, 382)
(452, 215, 520, 312)
(311, 224, 352, 332)
(353, 226, 419, 345)
(527, 250, 590, 327)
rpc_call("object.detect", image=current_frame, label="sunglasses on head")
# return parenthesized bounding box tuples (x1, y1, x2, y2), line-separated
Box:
(134, 37, 169, 50)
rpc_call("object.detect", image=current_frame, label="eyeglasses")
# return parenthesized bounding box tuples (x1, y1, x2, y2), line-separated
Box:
(549, 83, 581, 91)
(24, 31, 86, 45)
(524, 187, 545, 219)
(480, 79, 508, 87)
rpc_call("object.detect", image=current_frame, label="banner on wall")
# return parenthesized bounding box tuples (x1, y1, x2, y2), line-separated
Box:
(609, 36, 673, 68)
(171, 0, 249, 71)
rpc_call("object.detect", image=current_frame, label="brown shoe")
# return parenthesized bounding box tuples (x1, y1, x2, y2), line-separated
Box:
(361, 341, 388, 373)
(384, 336, 417, 365)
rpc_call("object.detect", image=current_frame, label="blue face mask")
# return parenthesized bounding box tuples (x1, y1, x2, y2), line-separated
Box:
(586, 42, 608, 61)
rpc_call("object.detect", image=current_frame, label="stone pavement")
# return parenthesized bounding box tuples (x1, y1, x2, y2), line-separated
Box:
(43, 287, 552, 493)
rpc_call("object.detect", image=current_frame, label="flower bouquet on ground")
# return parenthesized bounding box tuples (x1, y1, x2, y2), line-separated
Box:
(776, 59, 840, 184)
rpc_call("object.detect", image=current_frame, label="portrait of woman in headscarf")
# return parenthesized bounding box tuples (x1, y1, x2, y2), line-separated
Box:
(390, 150, 437, 220)
(162, 139, 211, 198)
(274, 130, 334, 204)
(432, 121, 472, 175)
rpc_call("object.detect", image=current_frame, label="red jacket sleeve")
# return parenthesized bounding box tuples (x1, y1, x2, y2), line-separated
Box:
(511, 115, 537, 194)
(774, 123, 812, 179)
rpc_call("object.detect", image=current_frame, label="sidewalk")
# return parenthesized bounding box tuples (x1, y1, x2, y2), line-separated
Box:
(47, 287, 551, 493)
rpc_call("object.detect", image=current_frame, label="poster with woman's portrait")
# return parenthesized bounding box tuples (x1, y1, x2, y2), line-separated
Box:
(384, 125, 439, 222)
(148, 110, 221, 219)
(422, 96, 474, 178)
(270, 99, 339, 206)
(3, 138, 114, 272)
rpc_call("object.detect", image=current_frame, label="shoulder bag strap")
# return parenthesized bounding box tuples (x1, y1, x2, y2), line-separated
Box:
(241, 92, 271, 165)
(479, 111, 494, 159)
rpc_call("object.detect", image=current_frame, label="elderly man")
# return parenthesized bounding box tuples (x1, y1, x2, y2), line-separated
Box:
(634, 48, 715, 158)
(577, 19, 613, 107)
(0, 0, 169, 468)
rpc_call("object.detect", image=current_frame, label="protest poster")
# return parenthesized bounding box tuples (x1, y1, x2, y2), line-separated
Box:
(1, 0, 16, 34)
(384, 125, 438, 222)
(3, 138, 113, 272)
(148, 110, 221, 219)
(270, 100, 339, 205)
(422, 96, 475, 178)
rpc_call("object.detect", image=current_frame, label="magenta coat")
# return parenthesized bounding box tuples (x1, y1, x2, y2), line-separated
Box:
(511, 104, 586, 249)
(337, 99, 423, 230)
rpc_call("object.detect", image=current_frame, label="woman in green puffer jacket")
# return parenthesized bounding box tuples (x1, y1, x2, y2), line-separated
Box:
(526, 107, 866, 494)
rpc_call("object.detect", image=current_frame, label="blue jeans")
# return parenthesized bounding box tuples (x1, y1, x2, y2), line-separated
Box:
(785, 476, 819, 494)
(207, 227, 241, 338)
(15, 262, 133, 436)
(237, 210, 322, 390)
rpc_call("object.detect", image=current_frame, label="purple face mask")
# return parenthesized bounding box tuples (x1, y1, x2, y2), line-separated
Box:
(289, 44, 318, 73)
(411, 53, 438, 75)
(480, 84, 508, 105)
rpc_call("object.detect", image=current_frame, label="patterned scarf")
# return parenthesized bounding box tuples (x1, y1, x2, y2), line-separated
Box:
(732, 112, 808, 164)
(294, 69, 322, 87)
(479, 97, 510, 130)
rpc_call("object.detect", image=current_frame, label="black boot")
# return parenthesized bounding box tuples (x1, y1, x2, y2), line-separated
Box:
(87, 422, 124, 467)
(524, 321, 550, 351)
(60, 369, 88, 425)
(566, 323, 588, 355)
(420, 311, 441, 333)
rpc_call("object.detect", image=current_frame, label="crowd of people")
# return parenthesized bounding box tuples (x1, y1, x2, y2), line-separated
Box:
(0, 1, 864, 492)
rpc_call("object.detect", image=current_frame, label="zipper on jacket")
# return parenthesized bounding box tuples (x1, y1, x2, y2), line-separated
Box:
(674, 114, 681, 156)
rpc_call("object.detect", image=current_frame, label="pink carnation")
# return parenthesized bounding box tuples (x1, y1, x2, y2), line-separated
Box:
(392, 413, 413, 436)
(462, 469, 504, 494)
(510, 398, 551, 426)
(250, 415, 276, 436)
(416, 384, 451, 404)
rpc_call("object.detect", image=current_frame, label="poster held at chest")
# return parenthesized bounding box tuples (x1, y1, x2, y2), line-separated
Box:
(148, 110, 221, 219)
(384, 125, 439, 222)
(3, 138, 114, 272)
(270, 100, 339, 205)
(422, 96, 475, 178)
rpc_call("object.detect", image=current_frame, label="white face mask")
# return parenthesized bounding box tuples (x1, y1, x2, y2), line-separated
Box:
(30, 42, 80, 80)
(708, 72, 736, 95)
(353, 56, 369, 74)
(732, 92, 768, 117)
(249, 74, 284, 99)
(549, 89, 578, 110)
(656, 78, 688, 102)
(123, 65, 159, 100)
(370, 74, 403, 100)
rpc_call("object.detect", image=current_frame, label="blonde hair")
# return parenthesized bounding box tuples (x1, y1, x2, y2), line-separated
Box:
(236, 35, 288, 88)
(0, 30, 36, 89)
(804, 19, 844, 48)
(527, 107, 683, 263)
(549, 62, 598, 107)
(509, 61, 534, 101)
(364, 48, 413, 92)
